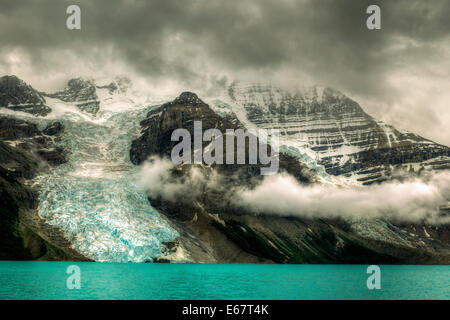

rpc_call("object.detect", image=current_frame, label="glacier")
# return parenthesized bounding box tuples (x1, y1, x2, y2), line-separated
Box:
(7, 89, 180, 262)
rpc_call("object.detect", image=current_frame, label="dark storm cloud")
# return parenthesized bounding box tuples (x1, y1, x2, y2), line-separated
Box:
(0, 0, 447, 81)
(0, 0, 449, 143)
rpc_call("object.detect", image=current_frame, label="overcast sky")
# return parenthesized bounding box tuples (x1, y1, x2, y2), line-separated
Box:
(0, 0, 449, 145)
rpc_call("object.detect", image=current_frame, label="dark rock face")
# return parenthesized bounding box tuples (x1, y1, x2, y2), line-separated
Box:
(0, 117, 42, 140)
(46, 78, 100, 115)
(0, 116, 88, 261)
(171, 91, 206, 107)
(130, 92, 215, 164)
(43, 121, 64, 136)
(0, 117, 66, 167)
(130, 92, 450, 264)
(0, 163, 41, 260)
(0, 75, 51, 116)
(130, 91, 233, 164)
(225, 82, 450, 184)
(0, 161, 85, 261)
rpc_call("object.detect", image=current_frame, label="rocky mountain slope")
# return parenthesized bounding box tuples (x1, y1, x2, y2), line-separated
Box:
(130, 92, 450, 264)
(210, 82, 450, 185)
(0, 116, 90, 260)
(0, 75, 51, 116)
(44, 78, 101, 116)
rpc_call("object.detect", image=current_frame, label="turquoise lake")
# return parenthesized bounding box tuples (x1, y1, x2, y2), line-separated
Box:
(0, 262, 448, 300)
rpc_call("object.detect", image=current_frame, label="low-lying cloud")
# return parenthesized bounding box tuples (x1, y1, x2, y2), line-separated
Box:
(136, 156, 225, 203)
(137, 156, 450, 224)
(236, 172, 450, 224)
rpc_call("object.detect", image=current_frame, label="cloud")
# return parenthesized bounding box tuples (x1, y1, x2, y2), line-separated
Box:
(136, 156, 450, 224)
(235, 171, 450, 224)
(135, 156, 225, 203)
(0, 0, 449, 144)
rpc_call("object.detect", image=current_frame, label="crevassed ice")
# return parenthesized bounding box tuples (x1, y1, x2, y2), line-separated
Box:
(33, 106, 179, 262)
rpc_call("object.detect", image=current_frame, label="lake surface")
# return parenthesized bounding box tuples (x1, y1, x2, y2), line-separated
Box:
(0, 262, 448, 300)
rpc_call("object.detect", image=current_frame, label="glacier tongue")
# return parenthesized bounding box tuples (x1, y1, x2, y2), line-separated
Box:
(33, 101, 179, 262)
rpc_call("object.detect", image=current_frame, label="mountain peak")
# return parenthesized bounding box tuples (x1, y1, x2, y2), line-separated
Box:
(67, 77, 95, 89)
(0, 75, 51, 116)
(228, 81, 346, 103)
(172, 91, 207, 107)
(46, 77, 99, 115)
(218, 80, 450, 184)
(0, 75, 25, 86)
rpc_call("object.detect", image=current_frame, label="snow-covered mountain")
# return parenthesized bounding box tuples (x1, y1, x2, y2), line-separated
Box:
(1, 75, 449, 264)
(209, 81, 450, 184)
